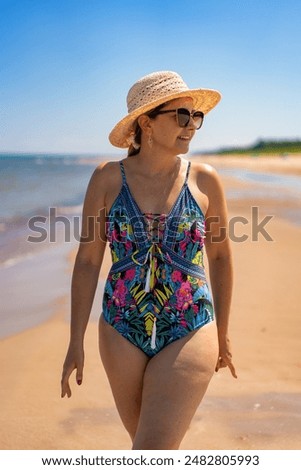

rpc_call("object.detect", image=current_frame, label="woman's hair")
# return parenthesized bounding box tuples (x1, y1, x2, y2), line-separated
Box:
(127, 102, 167, 157)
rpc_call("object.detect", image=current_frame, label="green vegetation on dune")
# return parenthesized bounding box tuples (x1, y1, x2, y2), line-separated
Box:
(201, 139, 301, 156)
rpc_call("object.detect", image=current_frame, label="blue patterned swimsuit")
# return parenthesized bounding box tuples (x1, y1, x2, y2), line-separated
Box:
(102, 159, 214, 357)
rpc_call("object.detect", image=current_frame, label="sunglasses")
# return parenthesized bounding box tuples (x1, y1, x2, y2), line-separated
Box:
(154, 108, 204, 129)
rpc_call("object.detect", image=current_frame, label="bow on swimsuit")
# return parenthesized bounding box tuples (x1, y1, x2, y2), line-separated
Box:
(102, 159, 214, 357)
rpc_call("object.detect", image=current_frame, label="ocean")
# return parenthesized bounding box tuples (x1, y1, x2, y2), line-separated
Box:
(0, 153, 106, 338)
(218, 167, 301, 205)
(0, 153, 104, 267)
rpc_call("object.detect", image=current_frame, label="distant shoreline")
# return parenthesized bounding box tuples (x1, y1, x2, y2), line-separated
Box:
(199, 151, 301, 157)
(196, 138, 301, 157)
(196, 152, 301, 157)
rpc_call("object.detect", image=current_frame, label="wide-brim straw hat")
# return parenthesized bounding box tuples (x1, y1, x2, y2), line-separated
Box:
(109, 71, 221, 148)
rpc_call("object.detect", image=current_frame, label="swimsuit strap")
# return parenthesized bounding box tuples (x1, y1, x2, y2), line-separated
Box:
(184, 160, 191, 186)
(119, 160, 127, 185)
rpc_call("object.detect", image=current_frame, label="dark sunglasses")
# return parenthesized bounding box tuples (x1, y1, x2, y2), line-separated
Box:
(154, 108, 204, 129)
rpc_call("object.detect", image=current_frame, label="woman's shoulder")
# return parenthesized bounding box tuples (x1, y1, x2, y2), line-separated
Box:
(191, 161, 223, 197)
(190, 159, 217, 173)
(83, 160, 123, 203)
(92, 159, 121, 177)
(190, 159, 221, 185)
(89, 159, 122, 186)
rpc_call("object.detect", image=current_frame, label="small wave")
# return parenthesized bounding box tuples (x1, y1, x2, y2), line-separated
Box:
(77, 157, 102, 166)
(57, 204, 83, 215)
(62, 158, 80, 166)
(76, 155, 121, 166)
(1, 252, 35, 269)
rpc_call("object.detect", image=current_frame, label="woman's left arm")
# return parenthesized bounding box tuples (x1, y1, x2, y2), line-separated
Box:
(199, 164, 237, 379)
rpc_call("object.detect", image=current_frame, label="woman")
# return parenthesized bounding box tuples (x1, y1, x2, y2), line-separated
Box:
(61, 71, 237, 450)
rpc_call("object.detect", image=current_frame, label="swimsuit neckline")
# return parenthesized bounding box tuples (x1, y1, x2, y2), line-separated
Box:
(120, 158, 190, 220)
(107, 159, 206, 224)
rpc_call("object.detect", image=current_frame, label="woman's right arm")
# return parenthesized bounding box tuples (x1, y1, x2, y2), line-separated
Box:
(61, 162, 109, 398)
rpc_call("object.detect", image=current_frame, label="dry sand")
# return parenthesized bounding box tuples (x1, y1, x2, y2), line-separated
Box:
(1, 156, 301, 450)
(199, 154, 301, 176)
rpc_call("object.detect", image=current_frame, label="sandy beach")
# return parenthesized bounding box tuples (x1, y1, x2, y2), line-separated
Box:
(1, 155, 301, 450)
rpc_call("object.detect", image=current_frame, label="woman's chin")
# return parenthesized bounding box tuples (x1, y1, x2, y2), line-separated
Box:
(176, 140, 190, 153)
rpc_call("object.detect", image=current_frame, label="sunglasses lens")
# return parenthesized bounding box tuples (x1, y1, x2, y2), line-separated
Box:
(177, 109, 204, 128)
(177, 108, 190, 127)
(193, 112, 204, 129)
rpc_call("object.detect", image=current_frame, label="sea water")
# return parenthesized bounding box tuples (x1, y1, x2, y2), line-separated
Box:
(0, 153, 106, 338)
(0, 153, 102, 267)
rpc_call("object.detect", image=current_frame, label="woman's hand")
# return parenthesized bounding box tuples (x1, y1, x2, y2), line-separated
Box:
(61, 344, 85, 398)
(215, 334, 237, 379)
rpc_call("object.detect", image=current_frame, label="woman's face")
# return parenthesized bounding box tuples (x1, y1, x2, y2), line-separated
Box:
(149, 97, 198, 154)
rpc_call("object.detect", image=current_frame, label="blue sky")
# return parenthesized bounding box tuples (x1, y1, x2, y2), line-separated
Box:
(1, 0, 301, 155)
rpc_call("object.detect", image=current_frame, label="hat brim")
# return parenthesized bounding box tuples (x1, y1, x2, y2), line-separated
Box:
(109, 88, 221, 148)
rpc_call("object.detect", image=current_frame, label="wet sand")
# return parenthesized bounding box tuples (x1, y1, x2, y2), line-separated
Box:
(1, 156, 301, 450)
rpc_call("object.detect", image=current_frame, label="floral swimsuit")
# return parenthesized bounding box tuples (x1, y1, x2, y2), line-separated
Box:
(102, 159, 214, 357)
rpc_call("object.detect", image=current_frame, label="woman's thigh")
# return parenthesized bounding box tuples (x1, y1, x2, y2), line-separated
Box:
(98, 315, 149, 441)
(132, 321, 218, 450)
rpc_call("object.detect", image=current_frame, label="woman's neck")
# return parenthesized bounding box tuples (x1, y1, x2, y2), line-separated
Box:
(129, 151, 181, 177)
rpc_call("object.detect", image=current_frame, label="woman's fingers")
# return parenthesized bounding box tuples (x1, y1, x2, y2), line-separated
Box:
(215, 356, 237, 379)
(61, 360, 84, 397)
(76, 363, 83, 386)
(61, 348, 84, 398)
(227, 359, 237, 379)
(61, 364, 75, 398)
(61, 380, 72, 398)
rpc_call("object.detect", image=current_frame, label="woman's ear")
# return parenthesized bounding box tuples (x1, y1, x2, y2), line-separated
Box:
(137, 114, 152, 133)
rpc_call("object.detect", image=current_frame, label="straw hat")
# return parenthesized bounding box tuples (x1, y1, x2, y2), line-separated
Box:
(109, 71, 221, 148)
